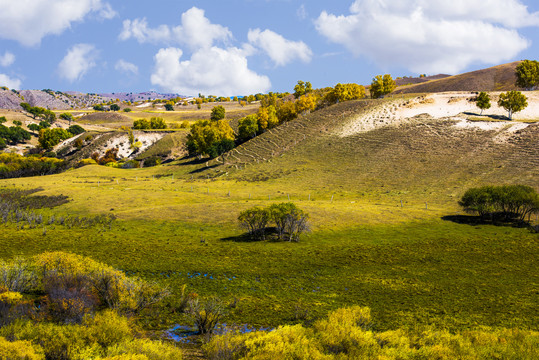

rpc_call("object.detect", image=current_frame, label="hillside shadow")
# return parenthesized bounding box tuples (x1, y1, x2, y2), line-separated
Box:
(189, 164, 219, 174)
(221, 227, 279, 242)
(462, 112, 510, 121)
(442, 215, 529, 228)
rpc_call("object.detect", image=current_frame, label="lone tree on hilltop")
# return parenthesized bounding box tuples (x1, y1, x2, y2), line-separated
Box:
(210, 105, 225, 121)
(293, 80, 313, 99)
(498, 91, 527, 120)
(515, 60, 539, 90)
(475, 92, 491, 115)
(370, 74, 396, 99)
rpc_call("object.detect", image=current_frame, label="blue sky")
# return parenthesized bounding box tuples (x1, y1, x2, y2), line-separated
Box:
(0, 0, 538, 96)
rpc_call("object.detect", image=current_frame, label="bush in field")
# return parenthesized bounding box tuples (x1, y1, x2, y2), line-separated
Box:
(238, 207, 270, 241)
(239, 203, 309, 242)
(459, 185, 539, 222)
(150, 117, 167, 129)
(187, 297, 226, 335)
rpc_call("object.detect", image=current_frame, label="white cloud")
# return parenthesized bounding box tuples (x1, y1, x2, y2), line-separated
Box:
(248, 29, 312, 66)
(120, 7, 231, 50)
(0, 0, 116, 47)
(115, 59, 138, 75)
(0, 73, 21, 89)
(119, 18, 171, 44)
(57, 44, 98, 82)
(315, 0, 538, 74)
(297, 4, 308, 20)
(0, 51, 15, 67)
(151, 47, 271, 96)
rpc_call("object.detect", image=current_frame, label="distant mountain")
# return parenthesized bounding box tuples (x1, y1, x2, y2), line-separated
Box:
(394, 62, 522, 94)
(0, 89, 184, 110)
(96, 91, 183, 102)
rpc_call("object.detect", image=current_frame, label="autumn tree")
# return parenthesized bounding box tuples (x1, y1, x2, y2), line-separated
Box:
(498, 91, 527, 120)
(210, 105, 226, 121)
(186, 119, 235, 158)
(257, 105, 278, 131)
(325, 83, 365, 104)
(370, 74, 396, 99)
(475, 92, 491, 115)
(293, 80, 313, 98)
(515, 60, 539, 90)
(295, 93, 317, 114)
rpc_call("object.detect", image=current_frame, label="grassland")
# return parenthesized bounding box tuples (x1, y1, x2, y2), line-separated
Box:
(0, 98, 537, 346)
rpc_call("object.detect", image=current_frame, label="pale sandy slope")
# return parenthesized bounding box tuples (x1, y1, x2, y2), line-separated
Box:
(339, 91, 538, 138)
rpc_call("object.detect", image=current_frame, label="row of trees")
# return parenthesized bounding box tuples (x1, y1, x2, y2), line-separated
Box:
(459, 185, 539, 222)
(475, 91, 528, 119)
(238, 203, 309, 242)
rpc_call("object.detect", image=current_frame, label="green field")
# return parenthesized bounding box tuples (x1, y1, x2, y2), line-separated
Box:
(1, 97, 538, 358)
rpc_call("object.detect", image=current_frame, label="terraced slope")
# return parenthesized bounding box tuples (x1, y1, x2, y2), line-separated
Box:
(210, 95, 538, 202)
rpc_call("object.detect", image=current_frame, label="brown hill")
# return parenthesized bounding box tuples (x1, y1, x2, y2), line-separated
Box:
(394, 62, 522, 94)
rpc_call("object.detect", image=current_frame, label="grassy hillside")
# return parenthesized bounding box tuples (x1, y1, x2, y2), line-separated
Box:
(0, 97, 537, 356)
(394, 62, 522, 94)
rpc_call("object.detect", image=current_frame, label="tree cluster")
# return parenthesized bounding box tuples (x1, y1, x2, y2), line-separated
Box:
(0, 117, 31, 149)
(459, 185, 539, 223)
(370, 74, 396, 99)
(20, 103, 56, 124)
(238, 202, 309, 242)
(133, 117, 167, 130)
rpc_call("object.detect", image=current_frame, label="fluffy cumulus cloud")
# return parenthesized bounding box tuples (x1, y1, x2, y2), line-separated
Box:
(57, 44, 98, 82)
(120, 7, 231, 49)
(315, 0, 539, 74)
(151, 47, 271, 96)
(248, 29, 312, 66)
(0, 0, 116, 47)
(0, 51, 15, 67)
(0, 74, 22, 89)
(115, 59, 138, 75)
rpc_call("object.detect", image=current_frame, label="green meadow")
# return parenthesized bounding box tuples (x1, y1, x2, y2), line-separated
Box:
(1, 158, 537, 333)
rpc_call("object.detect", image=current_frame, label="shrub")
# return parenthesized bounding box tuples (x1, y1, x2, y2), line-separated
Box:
(123, 108, 132, 113)
(210, 105, 225, 121)
(143, 156, 161, 167)
(149, 117, 167, 129)
(106, 339, 183, 360)
(187, 297, 226, 335)
(0, 337, 45, 360)
(38, 128, 72, 150)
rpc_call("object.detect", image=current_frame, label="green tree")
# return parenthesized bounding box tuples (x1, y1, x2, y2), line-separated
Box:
(210, 106, 226, 121)
(59, 113, 74, 125)
(133, 119, 150, 130)
(164, 103, 174, 111)
(515, 60, 539, 90)
(475, 92, 491, 115)
(497, 91, 527, 120)
(67, 125, 85, 136)
(370, 74, 396, 99)
(93, 104, 105, 111)
(38, 128, 72, 150)
(110, 104, 120, 112)
(20, 103, 44, 119)
(238, 115, 259, 141)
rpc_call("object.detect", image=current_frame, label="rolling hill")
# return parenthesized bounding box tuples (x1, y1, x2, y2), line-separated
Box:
(394, 61, 523, 94)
